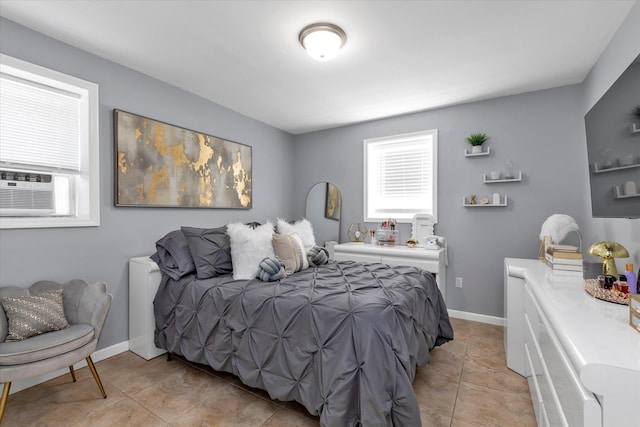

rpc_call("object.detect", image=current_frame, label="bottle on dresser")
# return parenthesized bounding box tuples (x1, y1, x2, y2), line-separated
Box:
(625, 264, 637, 294)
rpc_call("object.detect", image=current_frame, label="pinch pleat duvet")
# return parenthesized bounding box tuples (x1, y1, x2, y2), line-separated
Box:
(154, 260, 453, 426)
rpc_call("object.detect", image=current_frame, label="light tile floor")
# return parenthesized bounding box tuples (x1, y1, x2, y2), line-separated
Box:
(2, 318, 536, 426)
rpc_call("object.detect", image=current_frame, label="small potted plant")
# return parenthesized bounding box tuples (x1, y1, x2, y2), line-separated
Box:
(467, 133, 490, 154)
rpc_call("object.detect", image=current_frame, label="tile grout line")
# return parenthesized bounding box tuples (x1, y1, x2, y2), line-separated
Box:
(448, 330, 467, 427)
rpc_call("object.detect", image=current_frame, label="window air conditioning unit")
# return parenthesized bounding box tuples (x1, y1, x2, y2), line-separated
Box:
(0, 170, 55, 216)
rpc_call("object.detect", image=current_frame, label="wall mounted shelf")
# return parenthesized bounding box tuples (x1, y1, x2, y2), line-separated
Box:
(464, 147, 491, 157)
(483, 171, 522, 183)
(631, 123, 640, 134)
(614, 186, 640, 199)
(592, 162, 640, 174)
(463, 196, 508, 207)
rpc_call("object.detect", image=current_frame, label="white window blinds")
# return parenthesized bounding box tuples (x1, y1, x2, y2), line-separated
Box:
(0, 74, 81, 172)
(0, 54, 99, 229)
(364, 130, 438, 222)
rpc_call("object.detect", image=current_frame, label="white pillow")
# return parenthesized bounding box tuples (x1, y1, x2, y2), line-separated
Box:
(276, 218, 316, 253)
(227, 222, 275, 280)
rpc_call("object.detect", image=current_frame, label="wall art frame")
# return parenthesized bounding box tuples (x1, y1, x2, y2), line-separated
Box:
(325, 182, 341, 220)
(114, 109, 252, 209)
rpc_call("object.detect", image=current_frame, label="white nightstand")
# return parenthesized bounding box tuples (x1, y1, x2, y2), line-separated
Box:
(129, 256, 166, 360)
(333, 243, 447, 301)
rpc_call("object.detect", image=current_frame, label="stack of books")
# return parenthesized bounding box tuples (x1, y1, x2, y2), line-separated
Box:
(545, 245, 583, 281)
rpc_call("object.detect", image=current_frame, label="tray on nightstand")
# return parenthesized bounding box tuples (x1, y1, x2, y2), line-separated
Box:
(584, 278, 630, 305)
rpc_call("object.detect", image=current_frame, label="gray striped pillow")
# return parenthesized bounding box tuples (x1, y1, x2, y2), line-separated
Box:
(0, 289, 69, 340)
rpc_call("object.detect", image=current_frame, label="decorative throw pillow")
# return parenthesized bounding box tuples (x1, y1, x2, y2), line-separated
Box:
(227, 222, 275, 280)
(150, 229, 196, 280)
(256, 257, 286, 282)
(308, 246, 330, 267)
(272, 232, 310, 275)
(181, 226, 233, 279)
(0, 289, 69, 340)
(276, 218, 316, 253)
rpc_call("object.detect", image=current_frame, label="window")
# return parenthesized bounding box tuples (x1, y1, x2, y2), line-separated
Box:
(364, 130, 437, 223)
(0, 54, 99, 229)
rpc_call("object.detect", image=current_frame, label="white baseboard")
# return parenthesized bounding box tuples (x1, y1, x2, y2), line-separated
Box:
(9, 340, 130, 395)
(448, 309, 506, 326)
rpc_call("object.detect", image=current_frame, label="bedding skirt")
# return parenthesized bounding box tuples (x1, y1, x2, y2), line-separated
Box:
(154, 260, 453, 426)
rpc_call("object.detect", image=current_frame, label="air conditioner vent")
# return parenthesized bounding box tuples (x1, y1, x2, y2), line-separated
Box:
(0, 170, 55, 216)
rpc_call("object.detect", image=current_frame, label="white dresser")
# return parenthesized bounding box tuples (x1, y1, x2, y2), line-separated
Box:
(504, 258, 640, 427)
(129, 256, 167, 360)
(334, 243, 446, 301)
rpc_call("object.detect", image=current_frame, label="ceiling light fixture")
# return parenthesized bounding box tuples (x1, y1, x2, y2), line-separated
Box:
(299, 23, 346, 61)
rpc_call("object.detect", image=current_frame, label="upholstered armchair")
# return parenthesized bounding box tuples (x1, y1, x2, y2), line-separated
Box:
(0, 279, 112, 423)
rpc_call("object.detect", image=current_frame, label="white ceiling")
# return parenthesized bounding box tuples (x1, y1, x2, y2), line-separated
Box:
(0, 1, 635, 134)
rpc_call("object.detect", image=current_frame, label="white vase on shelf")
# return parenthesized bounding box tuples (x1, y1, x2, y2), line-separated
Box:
(471, 145, 483, 154)
(624, 181, 637, 196)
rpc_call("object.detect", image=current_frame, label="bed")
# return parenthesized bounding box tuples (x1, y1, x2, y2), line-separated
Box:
(150, 221, 453, 426)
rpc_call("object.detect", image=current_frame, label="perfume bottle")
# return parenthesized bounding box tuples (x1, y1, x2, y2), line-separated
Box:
(625, 264, 637, 294)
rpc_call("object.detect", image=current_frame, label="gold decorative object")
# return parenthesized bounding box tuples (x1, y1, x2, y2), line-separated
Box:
(587, 241, 629, 276)
(469, 195, 477, 205)
(406, 238, 418, 248)
(348, 222, 368, 243)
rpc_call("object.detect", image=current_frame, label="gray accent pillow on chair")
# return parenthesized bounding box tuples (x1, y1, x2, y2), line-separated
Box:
(181, 226, 233, 279)
(0, 289, 70, 340)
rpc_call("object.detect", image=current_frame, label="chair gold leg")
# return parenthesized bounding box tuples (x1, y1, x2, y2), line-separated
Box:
(69, 365, 77, 382)
(85, 356, 107, 399)
(0, 382, 11, 424)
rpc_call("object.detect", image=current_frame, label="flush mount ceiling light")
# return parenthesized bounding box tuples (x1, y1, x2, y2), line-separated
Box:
(299, 23, 346, 61)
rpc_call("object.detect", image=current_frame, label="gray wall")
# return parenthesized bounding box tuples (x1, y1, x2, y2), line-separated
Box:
(293, 85, 586, 317)
(0, 18, 296, 349)
(580, 2, 640, 276)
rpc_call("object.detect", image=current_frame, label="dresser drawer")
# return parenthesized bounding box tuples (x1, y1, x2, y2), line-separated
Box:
(524, 311, 568, 427)
(334, 252, 380, 263)
(525, 284, 601, 427)
(381, 255, 438, 272)
(524, 341, 544, 425)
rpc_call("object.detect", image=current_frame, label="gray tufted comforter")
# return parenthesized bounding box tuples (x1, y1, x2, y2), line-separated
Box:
(154, 261, 453, 426)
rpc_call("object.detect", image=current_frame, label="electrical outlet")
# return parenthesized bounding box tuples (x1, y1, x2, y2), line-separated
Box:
(455, 277, 463, 288)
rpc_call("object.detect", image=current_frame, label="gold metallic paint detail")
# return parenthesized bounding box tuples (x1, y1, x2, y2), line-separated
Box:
(232, 150, 251, 207)
(193, 134, 214, 172)
(135, 127, 142, 141)
(198, 172, 212, 206)
(153, 123, 167, 156)
(148, 167, 168, 203)
(117, 152, 127, 173)
(135, 183, 145, 201)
